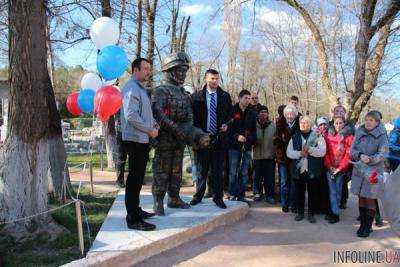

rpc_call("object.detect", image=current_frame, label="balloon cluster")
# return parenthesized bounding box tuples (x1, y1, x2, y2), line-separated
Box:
(66, 17, 128, 123)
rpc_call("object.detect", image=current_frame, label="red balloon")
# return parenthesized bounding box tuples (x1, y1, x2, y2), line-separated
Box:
(66, 91, 82, 116)
(94, 85, 122, 123)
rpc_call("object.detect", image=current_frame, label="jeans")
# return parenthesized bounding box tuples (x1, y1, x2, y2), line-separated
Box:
(124, 141, 150, 221)
(327, 172, 344, 215)
(228, 149, 252, 199)
(194, 149, 225, 200)
(279, 163, 296, 207)
(253, 159, 276, 198)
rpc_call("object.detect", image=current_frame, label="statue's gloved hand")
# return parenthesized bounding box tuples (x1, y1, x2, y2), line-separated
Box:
(198, 133, 210, 148)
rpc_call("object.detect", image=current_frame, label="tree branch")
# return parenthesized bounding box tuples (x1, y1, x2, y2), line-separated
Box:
(51, 36, 90, 45)
(370, 0, 400, 34)
(281, 0, 338, 106)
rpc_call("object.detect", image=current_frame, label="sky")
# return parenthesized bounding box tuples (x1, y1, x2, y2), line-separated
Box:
(53, 0, 399, 98)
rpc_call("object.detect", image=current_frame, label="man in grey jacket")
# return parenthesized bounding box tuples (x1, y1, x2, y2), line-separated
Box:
(120, 58, 159, 231)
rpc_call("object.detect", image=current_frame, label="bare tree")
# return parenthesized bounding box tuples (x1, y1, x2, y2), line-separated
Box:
(45, 7, 72, 203)
(136, 0, 143, 57)
(144, 0, 158, 87)
(0, 0, 65, 239)
(222, 0, 243, 95)
(168, 0, 191, 53)
(280, 0, 400, 122)
(281, 0, 339, 107)
(347, 0, 399, 122)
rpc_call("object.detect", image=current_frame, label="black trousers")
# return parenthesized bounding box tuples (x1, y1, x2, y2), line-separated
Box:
(124, 141, 150, 221)
(295, 172, 318, 215)
(116, 131, 128, 182)
(194, 148, 224, 201)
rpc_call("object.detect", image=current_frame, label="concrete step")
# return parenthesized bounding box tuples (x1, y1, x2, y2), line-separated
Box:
(64, 192, 249, 266)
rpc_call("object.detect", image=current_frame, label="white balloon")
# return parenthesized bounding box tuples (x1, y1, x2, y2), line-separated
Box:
(81, 73, 103, 91)
(90, 17, 119, 50)
(103, 78, 118, 86)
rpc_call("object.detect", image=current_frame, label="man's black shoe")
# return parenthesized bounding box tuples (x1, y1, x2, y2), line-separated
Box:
(282, 205, 289, 213)
(139, 208, 155, 219)
(307, 214, 316, 224)
(214, 199, 227, 209)
(190, 198, 202, 206)
(328, 214, 340, 224)
(127, 219, 156, 231)
(116, 180, 125, 188)
(295, 213, 304, 221)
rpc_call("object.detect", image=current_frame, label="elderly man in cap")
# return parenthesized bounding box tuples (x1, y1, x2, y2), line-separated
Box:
(151, 52, 210, 215)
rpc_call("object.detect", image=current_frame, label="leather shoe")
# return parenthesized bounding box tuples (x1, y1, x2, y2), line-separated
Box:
(295, 213, 304, 221)
(116, 180, 125, 188)
(190, 198, 202, 206)
(213, 199, 227, 209)
(127, 219, 156, 231)
(139, 208, 155, 219)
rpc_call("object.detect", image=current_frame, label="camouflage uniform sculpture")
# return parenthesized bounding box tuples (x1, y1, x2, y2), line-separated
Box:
(152, 52, 209, 215)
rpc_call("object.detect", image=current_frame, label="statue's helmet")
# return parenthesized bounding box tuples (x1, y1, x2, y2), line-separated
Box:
(161, 51, 190, 72)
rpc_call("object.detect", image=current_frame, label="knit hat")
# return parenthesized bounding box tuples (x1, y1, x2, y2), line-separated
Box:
(316, 117, 329, 126)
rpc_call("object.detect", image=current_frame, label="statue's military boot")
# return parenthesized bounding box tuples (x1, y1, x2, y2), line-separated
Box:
(153, 195, 165, 216)
(167, 195, 190, 209)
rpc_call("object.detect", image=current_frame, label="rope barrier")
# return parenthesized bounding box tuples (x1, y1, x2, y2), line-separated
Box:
(0, 201, 77, 225)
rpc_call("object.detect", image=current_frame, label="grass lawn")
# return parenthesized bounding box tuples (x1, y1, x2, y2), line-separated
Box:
(67, 153, 104, 170)
(67, 150, 193, 184)
(0, 187, 117, 267)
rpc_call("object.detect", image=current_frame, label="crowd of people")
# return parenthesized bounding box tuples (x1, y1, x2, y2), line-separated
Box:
(116, 54, 400, 238)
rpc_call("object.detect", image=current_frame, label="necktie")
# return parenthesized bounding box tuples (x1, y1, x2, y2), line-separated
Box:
(209, 93, 217, 134)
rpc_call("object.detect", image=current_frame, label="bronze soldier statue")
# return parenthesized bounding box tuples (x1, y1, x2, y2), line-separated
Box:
(151, 52, 209, 215)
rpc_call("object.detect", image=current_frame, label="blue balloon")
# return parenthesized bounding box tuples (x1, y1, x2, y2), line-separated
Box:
(77, 89, 95, 113)
(97, 45, 129, 80)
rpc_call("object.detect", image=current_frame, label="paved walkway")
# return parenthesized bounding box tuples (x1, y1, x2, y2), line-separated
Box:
(71, 171, 400, 266)
(137, 194, 399, 267)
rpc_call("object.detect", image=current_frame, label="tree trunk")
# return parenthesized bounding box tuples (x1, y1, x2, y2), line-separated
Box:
(0, 0, 65, 239)
(46, 10, 71, 202)
(117, 0, 126, 45)
(349, 20, 393, 122)
(48, 138, 70, 202)
(103, 116, 117, 170)
(180, 17, 191, 52)
(136, 0, 143, 58)
(223, 0, 242, 95)
(144, 0, 158, 88)
(170, 0, 179, 53)
(100, 0, 112, 17)
(347, 0, 399, 122)
(282, 0, 338, 107)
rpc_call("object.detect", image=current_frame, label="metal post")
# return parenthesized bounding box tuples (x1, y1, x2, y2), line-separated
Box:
(89, 161, 94, 193)
(100, 138, 104, 171)
(75, 201, 85, 256)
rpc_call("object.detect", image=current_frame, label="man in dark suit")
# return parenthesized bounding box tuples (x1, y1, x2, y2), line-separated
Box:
(190, 69, 232, 209)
